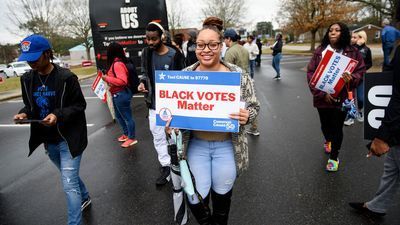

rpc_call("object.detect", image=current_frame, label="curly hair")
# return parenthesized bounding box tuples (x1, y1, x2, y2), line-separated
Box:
(321, 22, 351, 50)
(201, 16, 224, 42)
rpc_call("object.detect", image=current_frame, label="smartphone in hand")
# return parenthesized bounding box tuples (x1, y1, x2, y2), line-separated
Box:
(14, 119, 43, 124)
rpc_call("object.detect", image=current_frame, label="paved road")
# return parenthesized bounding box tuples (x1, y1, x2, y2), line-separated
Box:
(282, 44, 383, 57)
(0, 55, 399, 225)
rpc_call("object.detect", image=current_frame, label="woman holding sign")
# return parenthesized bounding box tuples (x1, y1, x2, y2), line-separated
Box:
(102, 42, 137, 148)
(167, 17, 259, 224)
(307, 22, 366, 172)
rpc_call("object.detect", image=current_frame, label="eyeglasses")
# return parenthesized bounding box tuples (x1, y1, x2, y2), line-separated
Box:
(195, 42, 221, 50)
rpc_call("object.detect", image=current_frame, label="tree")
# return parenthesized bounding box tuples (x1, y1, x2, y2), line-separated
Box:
(256, 21, 274, 37)
(0, 44, 19, 64)
(63, 0, 92, 60)
(279, 0, 360, 51)
(6, 0, 64, 39)
(166, 0, 186, 36)
(347, 0, 398, 22)
(201, 0, 247, 28)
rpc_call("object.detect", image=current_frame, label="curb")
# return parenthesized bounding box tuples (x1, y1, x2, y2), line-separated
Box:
(0, 73, 97, 102)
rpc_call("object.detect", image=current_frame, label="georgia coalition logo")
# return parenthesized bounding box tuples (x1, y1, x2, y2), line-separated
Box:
(213, 120, 236, 131)
(21, 41, 31, 52)
(159, 108, 172, 121)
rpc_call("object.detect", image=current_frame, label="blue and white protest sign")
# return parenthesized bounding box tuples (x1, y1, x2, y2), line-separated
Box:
(155, 70, 241, 132)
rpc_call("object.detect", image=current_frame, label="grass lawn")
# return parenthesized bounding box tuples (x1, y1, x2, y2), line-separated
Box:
(70, 66, 97, 76)
(263, 48, 313, 56)
(0, 77, 21, 93)
(0, 66, 97, 93)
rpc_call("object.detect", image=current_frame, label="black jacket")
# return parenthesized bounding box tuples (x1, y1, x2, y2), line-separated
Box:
(356, 44, 372, 70)
(140, 46, 185, 109)
(377, 46, 400, 146)
(272, 39, 282, 56)
(185, 40, 198, 67)
(19, 64, 88, 157)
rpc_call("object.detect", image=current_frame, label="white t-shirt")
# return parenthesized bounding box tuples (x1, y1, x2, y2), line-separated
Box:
(243, 42, 259, 60)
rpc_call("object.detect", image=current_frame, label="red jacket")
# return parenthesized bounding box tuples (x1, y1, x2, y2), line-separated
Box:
(306, 45, 366, 108)
(104, 58, 128, 94)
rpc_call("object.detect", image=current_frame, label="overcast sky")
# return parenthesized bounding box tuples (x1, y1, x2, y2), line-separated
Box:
(172, 0, 280, 29)
(0, 0, 280, 45)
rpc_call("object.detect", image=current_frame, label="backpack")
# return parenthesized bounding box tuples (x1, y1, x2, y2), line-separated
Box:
(112, 59, 140, 94)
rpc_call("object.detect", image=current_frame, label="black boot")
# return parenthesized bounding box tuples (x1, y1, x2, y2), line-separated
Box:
(211, 189, 232, 225)
(188, 194, 213, 225)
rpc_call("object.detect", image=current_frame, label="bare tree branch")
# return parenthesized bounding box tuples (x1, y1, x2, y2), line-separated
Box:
(63, 0, 92, 60)
(201, 0, 247, 28)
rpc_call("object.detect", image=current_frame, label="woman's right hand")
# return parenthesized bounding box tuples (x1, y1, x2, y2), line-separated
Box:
(138, 83, 148, 93)
(165, 117, 179, 136)
(324, 93, 337, 104)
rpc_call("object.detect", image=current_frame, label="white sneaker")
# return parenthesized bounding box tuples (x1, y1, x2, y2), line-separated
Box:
(344, 118, 354, 126)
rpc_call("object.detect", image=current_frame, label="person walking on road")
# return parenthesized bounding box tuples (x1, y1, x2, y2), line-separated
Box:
(349, 45, 400, 218)
(306, 22, 366, 172)
(138, 22, 185, 186)
(243, 35, 259, 79)
(167, 17, 259, 225)
(223, 29, 249, 73)
(223, 29, 260, 136)
(344, 30, 372, 126)
(381, 18, 400, 70)
(271, 34, 283, 80)
(13, 34, 91, 225)
(255, 38, 262, 67)
(102, 42, 137, 148)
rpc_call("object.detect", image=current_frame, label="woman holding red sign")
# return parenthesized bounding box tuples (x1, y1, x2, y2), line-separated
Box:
(307, 22, 366, 172)
(102, 42, 137, 148)
(167, 17, 259, 225)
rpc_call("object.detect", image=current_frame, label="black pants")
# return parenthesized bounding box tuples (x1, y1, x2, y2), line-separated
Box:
(317, 108, 347, 160)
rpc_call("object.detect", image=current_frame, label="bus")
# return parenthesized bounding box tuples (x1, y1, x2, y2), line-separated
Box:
(89, 0, 168, 71)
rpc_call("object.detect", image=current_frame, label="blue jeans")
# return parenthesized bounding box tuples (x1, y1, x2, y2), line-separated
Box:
(249, 60, 256, 79)
(383, 45, 394, 67)
(47, 141, 89, 225)
(356, 80, 364, 110)
(366, 145, 400, 213)
(272, 53, 282, 76)
(112, 88, 136, 139)
(186, 138, 236, 204)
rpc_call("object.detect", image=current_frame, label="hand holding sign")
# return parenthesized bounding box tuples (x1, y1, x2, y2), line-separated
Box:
(165, 117, 180, 136)
(342, 72, 352, 83)
(229, 108, 249, 125)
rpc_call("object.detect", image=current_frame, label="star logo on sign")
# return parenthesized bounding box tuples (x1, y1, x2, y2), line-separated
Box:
(159, 72, 166, 80)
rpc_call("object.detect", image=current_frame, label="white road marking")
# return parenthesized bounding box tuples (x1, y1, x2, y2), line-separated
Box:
(0, 124, 95, 128)
(7, 95, 144, 103)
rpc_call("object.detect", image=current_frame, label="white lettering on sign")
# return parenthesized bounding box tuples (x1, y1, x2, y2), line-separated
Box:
(368, 85, 392, 106)
(125, 0, 130, 3)
(120, 7, 139, 29)
(368, 109, 385, 129)
(367, 85, 392, 129)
